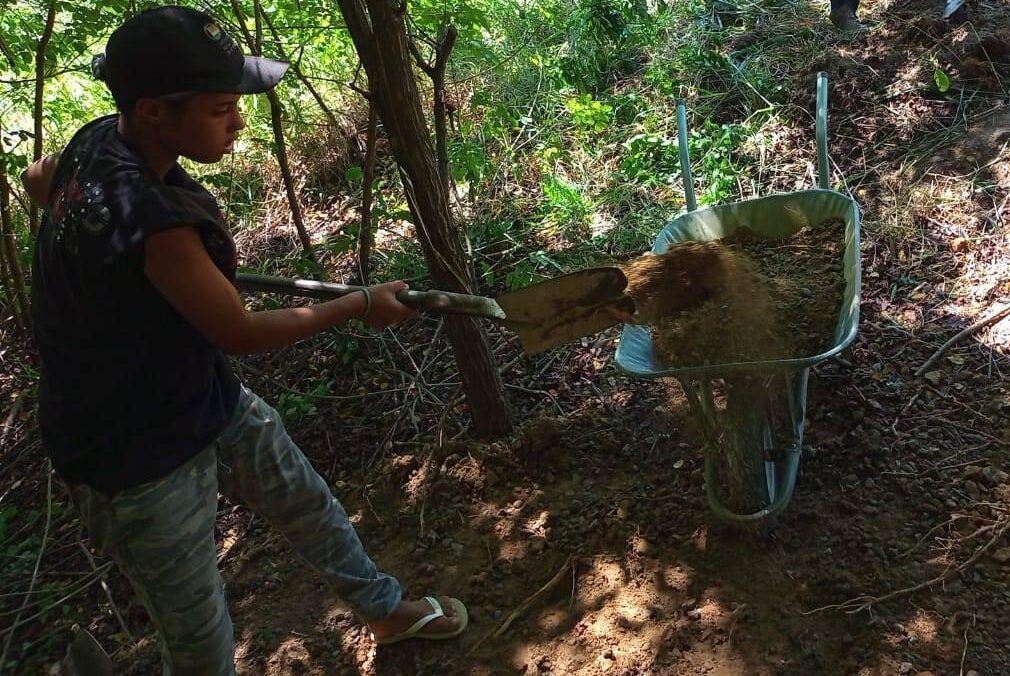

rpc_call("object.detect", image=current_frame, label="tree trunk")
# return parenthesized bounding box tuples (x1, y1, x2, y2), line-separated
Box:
(0, 171, 31, 331)
(0, 234, 14, 327)
(357, 103, 377, 285)
(0, 206, 21, 330)
(229, 0, 314, 257)
(29, 0, 57, 236)
(335, 0, 513, 436)
(0, 117, 30, 330)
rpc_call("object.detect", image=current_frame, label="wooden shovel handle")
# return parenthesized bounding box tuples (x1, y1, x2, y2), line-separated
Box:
(234, 273, 503, 319)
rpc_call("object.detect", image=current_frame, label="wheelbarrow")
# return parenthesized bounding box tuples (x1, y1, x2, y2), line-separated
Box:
(614, 72, 861, 530)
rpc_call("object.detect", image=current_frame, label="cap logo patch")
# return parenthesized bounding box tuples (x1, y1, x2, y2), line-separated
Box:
(203, 21, 238, 56)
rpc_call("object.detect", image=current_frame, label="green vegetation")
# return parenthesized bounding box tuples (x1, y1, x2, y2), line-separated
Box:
(2, 0, 833, 309)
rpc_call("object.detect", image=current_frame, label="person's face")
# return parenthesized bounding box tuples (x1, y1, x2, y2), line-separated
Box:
(140, 92, 246, 163)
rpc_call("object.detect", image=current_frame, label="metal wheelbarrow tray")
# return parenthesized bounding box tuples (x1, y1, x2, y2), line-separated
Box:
(614, 72, 861, 529)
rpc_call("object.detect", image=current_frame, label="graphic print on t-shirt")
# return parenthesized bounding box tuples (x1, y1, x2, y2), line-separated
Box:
(49, 160, 112, 253)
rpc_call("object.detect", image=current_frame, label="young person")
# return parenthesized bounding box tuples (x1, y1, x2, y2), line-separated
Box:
(23, 6, 466, 673)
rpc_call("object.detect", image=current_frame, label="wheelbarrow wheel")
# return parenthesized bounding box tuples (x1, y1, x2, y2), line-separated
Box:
(711, 376, 772, 516)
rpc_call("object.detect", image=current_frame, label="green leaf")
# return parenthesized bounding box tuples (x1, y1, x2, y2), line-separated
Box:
(479, 261, 495, 287)
(934, 68, 951, 93)
(344, 165, 364, 183)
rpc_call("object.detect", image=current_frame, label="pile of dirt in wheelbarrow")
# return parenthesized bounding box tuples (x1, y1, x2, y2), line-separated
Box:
(623, 217, 846, 367)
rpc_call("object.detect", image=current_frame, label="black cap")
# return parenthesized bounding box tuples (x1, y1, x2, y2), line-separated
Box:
(93, 6, 288, 110)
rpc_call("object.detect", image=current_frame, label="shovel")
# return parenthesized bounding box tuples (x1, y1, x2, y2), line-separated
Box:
(234, 268, 636, 354)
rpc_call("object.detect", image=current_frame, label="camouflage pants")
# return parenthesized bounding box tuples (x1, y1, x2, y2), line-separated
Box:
(70, 385, 401, 675)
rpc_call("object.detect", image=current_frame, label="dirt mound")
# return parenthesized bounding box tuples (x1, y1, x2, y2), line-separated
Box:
(622, 242, 785, 366)
(622, 218, 846, 368)
(725, 217, 848, 358)
(620, 242, 738, 323)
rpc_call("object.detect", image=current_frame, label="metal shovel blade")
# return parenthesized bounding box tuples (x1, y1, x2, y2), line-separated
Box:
(496, 266, 635, 354)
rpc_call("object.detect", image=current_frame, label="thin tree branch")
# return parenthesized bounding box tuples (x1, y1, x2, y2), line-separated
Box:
(357, 102, 378, 285)
(29, 0, 57, 235)
(0, 32, 17, 71)
(431, 24, 457, 190)
(335, 0, 513, 435)
(259, 8, 341, 129)
(253, 0, 264, 54)
(228, 0, 314, 257)
(0, 66, 85, 85)
(407, 37, 433, 76)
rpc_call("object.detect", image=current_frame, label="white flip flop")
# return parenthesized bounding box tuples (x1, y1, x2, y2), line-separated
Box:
(374, 596, 469, 645)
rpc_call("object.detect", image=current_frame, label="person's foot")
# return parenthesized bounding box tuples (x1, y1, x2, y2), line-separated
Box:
(368, 596, 463, 642)
(829, 7, 863, 32)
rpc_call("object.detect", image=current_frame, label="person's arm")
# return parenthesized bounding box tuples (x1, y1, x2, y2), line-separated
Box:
(20, 152, 62, 208)
(144, 226, 416, 354)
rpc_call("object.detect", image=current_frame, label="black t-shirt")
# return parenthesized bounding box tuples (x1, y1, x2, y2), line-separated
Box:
(31, 115, 241, 494)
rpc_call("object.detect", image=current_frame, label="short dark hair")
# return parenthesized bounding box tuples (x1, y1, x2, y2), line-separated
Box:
(118, 91, 196, 118)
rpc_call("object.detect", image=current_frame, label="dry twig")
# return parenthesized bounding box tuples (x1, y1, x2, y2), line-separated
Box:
(916, 304, 1010, 376)
(961, 613, 976, 676)
(465, 555, 575, 657)
(76, 535, 133, 641)
(1, 393, 24, 450)
(217, 514, 256, 567)
(804, 516, 1010, 616)
(0, 564, 113, 638)
(899, 513, 992, 558)
(0, 468, 52, 664)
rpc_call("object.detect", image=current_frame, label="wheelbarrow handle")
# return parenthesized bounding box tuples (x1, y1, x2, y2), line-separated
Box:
(233, 273, 505, 320)
(816, 71, 829, 190)
(677, 71, 832, 202)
